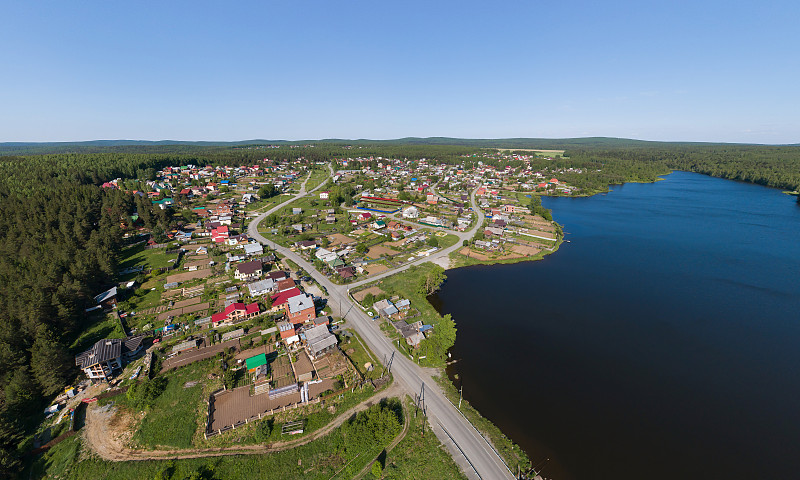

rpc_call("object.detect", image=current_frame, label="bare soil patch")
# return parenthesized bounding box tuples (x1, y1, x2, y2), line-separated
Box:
(352, 286, 385, 302)
(366, 245, 399, 259)
(365, 264, 390, 275)
(166, 269, 212, 284)
(511, 244, 541, 256)
(327, 233, 357, 246)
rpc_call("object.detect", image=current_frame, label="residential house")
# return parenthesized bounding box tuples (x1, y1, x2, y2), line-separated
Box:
(211, 225, 229, 243)
(295, 240, 317, 250)
(277, 320, 298, 344)
(303, 324, 337, 359)
(403, 206, 419, 218)
(287, 293, 316, 325)
(211, 302, 260, 326)
(266, 270, 288, 282)
(484, 226, 504, 237)
(392, 320, 424, 347)
(395, 299, 411, 310)
(235, 260, 263, 281)
(243, 243, 264, 256)
(336, 266, 355, 279)
(373, 299, 395, 317)
(276, 278, 296, 292)
(94, 287, 118, 309)
(271, 287, 303, 311)
(75, 335, 145, 382)
(247, 278, 275, 297)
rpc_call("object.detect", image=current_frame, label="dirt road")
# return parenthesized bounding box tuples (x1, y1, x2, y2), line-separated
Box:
(83, 382, 404, 461)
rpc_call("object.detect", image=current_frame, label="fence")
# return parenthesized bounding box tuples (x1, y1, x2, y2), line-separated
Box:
(204, 394, 322, 439)
(27, 401, 89, 456)
(203, 381, 366, 439)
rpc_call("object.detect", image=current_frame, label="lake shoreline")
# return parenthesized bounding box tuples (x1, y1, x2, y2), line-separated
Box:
(431, 171, 800, 480)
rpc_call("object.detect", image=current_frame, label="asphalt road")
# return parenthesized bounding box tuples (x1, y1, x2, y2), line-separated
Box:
(248, 168, 512, 480)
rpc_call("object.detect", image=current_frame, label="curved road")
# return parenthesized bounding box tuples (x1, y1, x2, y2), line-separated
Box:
(248, 168, 510, 480)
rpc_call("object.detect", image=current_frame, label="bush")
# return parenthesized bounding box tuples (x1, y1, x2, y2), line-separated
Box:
(126, 376, 168, 409)
(371, 461, 383, 478)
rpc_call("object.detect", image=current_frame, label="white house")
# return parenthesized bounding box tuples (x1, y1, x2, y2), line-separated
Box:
(402, 206, 419, 219)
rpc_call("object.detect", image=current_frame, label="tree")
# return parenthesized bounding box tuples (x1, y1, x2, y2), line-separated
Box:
(362, 293, 375, 307)
(258, 184, 279, 199)
(417, 265, 447, 296)
(30, 326, 73, 396)
(356, 243, 368, 255)
(427, 236, 439, 248)
(0, 416, 23, 477)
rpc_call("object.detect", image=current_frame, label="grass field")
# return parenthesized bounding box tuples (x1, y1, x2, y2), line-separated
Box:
(129, 360, 213, 449)
(340, 329, 381, 380)
(69, 312, 127, 351)
(28, 401, 406, 480)
(382, 397, 467, 479)
(304, 167, 329, 191)
(437, 233, 460, 249)
(244, 193, 292, 212)
(119, 243, 178, 271)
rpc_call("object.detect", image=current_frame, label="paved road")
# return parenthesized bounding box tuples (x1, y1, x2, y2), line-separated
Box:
(249, 170, 511, 479)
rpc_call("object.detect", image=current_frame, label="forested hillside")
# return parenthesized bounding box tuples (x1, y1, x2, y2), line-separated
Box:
(560, 145, 800, 192)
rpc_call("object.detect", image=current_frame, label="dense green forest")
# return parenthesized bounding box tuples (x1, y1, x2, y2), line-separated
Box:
(561, 145, 800, 192)
(1, 140, 799, 476)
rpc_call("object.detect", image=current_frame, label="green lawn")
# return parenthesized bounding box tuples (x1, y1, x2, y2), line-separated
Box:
(244, 194, 288, 212)
(437, 233, 460, 249)
(129, 360, 213, 449)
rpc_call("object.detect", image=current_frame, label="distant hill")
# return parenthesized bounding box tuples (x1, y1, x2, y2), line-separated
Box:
(0, 136, 780, 155)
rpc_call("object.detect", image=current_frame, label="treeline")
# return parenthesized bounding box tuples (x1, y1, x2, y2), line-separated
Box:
(561, 145, 800, 192)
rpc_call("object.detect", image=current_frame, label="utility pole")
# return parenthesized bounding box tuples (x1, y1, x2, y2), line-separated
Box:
(459, 384, 463, 409)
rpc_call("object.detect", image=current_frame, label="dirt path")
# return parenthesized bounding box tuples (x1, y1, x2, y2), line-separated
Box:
(84, 382, 404, 462)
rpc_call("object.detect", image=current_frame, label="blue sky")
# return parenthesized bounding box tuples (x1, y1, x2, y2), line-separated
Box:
(2, 1, 798, 143)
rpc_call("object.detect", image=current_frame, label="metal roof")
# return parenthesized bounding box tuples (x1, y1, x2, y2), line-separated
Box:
(245, 353, 268, 370)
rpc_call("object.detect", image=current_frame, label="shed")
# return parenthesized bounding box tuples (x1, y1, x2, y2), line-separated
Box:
(245, 353, 268, 371)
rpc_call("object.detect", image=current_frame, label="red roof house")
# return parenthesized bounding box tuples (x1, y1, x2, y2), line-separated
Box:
(211, 302, 260, 326)
(271, 288, 303, 308)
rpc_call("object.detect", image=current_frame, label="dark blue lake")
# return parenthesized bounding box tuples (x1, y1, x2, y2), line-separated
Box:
(430, 171, 800, 480)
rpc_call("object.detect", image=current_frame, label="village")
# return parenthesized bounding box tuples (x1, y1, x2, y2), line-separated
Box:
(39, 149, 565, 474)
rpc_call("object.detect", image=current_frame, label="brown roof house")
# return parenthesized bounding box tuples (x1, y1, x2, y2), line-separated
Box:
(235, 260, 263, 281)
